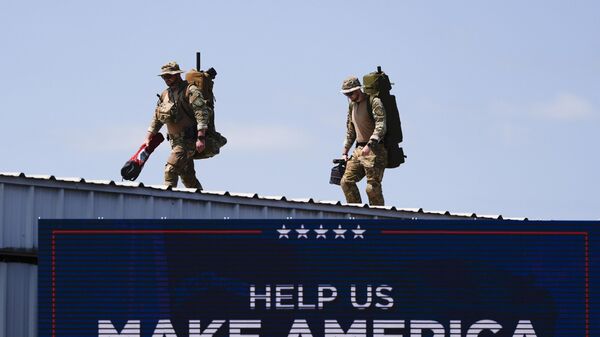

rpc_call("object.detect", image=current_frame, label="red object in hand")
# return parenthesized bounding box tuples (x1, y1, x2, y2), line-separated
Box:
(120, 133, 165, 181)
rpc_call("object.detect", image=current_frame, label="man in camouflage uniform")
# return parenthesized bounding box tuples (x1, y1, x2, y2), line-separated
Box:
(339, 76, 388, 205)
(144, 61, 214, 189)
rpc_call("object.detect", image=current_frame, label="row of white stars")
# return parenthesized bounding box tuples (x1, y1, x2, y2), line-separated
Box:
(277, 225, 365, 239)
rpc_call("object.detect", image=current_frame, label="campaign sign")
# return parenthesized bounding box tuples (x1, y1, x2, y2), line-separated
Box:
(39, 219, 598, 337)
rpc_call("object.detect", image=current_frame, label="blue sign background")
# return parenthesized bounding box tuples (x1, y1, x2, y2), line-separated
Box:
(38, 219, 598, 337)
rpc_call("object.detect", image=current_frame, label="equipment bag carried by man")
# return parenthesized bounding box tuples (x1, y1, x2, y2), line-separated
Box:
(120, 132, 165, 181)
(363, 67, 406, 168)
(178, 52, 227, 160)
(184, 66, 227, 160)
(329, 158, 347, 185)
(185, 67, 217, 109)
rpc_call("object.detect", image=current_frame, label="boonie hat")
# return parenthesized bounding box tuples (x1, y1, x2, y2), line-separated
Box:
(158, 61, 184, 76)
(340, 76, 362, 94)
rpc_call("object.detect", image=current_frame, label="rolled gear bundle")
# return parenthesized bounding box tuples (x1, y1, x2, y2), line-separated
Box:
(192, 129, 227, 160)
(121, 133, 165, 181)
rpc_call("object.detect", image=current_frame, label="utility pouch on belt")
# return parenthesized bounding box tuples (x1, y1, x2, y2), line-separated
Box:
(329, 159, 347, 185)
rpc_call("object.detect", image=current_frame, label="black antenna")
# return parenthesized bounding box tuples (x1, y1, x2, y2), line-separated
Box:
(196, 52, 201, 71)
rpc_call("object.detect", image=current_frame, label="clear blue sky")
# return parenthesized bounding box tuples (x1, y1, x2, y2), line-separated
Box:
(1, 1, 598, 219)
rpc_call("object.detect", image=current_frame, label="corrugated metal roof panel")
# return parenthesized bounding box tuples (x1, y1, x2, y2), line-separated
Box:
(114, 180, 144, 188)
(452, 212, 477, 218)
(474, 214, 503, 220)
(261, 195, 287, 201)
(0, 171, 511, 249)
(57, 176, 84, 183)
(229, 192, 258, 199)
(289, 198, 314, 203)
(0, 173, 508, 222)
(146, 184, 171, 191)
(171, 187, 202, 194)
(369, 205, 397, 211)
(397, 208, 422, 213)
(504, 217, 529, 221)
(84, 179, 114, 186)
(27, 174, 54, 180)
(316, 200, 342, 206)
(0, 172, 23, 177)
(427, 210, 452, 216)
(202, 190, 230, 196)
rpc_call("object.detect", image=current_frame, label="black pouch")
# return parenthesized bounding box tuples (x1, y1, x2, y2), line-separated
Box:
(386, 144, 406, 168)
(329, 159, 347, 185)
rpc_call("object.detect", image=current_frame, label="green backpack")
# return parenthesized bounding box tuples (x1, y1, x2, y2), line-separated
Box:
(363, 67, 405, 168)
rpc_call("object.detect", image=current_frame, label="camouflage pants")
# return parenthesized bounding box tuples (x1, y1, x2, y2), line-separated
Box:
(164, 136, 203, 189)
(340, 143, 387, 206)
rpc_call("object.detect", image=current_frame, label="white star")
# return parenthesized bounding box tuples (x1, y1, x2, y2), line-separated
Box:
(352, 225, 366, 239)
(277, 225, 290, 239)
(315, 225, 328, 239)
(296, 224, 310, 239)
(333, 225, 347, 239)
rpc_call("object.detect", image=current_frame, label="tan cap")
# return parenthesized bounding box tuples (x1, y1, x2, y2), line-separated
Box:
(340, 76, 362, 94)
(158, 61, 184, 76)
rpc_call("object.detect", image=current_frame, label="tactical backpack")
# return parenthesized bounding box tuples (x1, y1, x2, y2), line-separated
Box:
(182, 66, 227, 160)
(363, 67, 406, 168)
(185, 67, 217, 108)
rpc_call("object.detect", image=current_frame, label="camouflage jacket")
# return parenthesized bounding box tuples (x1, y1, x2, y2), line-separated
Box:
(147, 81, 213, 135)
(343, 95, 387, 150)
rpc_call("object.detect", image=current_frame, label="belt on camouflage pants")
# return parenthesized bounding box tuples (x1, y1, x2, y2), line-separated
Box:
(167, 128, 196, 141)
(356, 141, 384, 148)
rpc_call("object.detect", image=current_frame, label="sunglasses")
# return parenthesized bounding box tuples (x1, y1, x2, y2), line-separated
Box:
(344, 90, 357, 97)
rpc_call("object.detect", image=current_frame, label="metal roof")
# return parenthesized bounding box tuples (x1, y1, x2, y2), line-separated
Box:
(0, 172, 519, 222)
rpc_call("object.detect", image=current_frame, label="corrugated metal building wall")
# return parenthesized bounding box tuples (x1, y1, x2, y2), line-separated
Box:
(0, 262, 36, 337)
(0, 172, 512, 337)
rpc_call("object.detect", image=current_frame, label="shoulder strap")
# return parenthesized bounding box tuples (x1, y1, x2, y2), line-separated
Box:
(159, 90, 168, 102)
(178, 82, 195, 122)
(366, 94, 376, 121)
